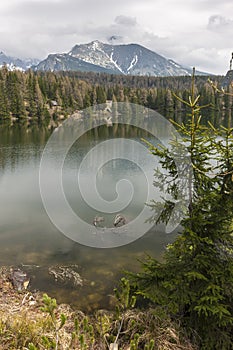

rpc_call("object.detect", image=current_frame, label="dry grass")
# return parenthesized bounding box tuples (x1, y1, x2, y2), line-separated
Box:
(0, 267, 197, 350)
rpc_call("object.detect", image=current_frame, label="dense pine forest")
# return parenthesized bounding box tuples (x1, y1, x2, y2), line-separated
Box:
(0, 66, 232, 127)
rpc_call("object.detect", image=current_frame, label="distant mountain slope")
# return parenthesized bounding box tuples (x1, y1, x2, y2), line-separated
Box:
(35, 41, 208, 77)
(0, 52, 39, 71)
(34, 53, 119, 74)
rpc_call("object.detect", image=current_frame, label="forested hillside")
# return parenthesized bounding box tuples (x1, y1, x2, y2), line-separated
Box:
(0, 66, 232, 126)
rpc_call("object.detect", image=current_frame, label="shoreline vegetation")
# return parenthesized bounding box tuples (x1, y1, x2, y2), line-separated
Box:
(0, 267, 197, 350)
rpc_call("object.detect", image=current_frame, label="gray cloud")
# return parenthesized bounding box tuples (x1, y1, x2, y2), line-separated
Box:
(207, 15, 233, 31)
(115, 15, 137, 26)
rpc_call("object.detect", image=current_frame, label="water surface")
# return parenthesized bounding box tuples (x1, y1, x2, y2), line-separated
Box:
(0, 121, 177, 311)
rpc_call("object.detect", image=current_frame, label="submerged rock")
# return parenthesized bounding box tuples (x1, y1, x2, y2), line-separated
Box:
(48, 265, 83, 287)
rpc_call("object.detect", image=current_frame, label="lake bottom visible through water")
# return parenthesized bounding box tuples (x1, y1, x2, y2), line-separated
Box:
(0, 122, 178, 310)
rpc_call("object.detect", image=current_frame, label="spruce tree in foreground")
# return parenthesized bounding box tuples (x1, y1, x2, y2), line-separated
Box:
(130, 69, 233, 349)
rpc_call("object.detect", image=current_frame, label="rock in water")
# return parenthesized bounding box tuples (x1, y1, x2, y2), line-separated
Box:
(11, 268, 30, 291)
(113, 214, 126, 227)
(48, 265, 83, 287)
(93, 216, 105, 227)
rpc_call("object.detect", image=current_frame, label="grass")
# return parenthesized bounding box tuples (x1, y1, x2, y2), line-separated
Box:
(0, 267, 197, 350)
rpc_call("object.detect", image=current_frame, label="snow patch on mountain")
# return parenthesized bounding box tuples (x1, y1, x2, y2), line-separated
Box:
(109, 52, 125, 74)
(127, 55, 138, 73)
(69, 42, 115, 71)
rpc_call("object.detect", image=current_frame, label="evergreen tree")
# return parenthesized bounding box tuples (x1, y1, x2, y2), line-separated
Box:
(129, 70, 233, 349)
(0, 79, 9, 119)
(96, 85, 106, 104)
(27, 73, 37, 117)
(83, 91, 92, 108)
(6, 71, 25, 118)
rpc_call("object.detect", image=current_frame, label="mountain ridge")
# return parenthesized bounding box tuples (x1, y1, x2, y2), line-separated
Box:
(0, 51, 39, 71)
(35, 40, 209, 76)
(0, 41, 209, 76)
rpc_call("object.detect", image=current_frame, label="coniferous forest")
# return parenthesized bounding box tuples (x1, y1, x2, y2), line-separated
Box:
(0, 67, 232, 127)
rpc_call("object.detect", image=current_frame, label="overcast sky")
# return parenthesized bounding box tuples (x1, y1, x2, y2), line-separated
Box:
(0, 0, 232, 74)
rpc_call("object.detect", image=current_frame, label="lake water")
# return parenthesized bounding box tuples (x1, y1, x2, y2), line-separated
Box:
(0, 120, 177, 311)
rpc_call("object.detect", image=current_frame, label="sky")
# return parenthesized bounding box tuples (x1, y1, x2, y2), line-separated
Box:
(0, 0, 232, 74)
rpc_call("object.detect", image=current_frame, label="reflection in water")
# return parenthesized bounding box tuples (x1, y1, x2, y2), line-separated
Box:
(0, 120, 177, 311)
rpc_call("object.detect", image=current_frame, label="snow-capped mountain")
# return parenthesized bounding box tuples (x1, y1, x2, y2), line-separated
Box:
(34, 53, 118, 74)
(35, 40, 207, 76)
(0, 52, 39, 71)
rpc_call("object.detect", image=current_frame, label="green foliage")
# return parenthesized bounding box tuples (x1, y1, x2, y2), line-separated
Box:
(40, 293, 67, 349)
(28, 343, 38, 350)
(130, 333, 140, 349)
(144, 339, 155, 350)
(114, 277, 137, 312)
(0, 67, 231, 127)
(69, 314, 96, 349)
(130, 69, 233, 349)
(130, 335, 155, 350)
(41, 293, 57, 318)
